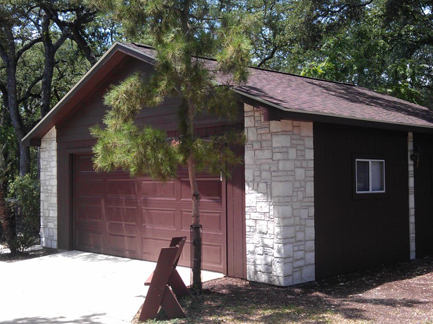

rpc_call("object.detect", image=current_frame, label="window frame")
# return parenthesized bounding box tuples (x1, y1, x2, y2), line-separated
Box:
(355, 159, 386, 194)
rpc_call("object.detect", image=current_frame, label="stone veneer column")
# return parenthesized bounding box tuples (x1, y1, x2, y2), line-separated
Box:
(40, 127, 58, 249)
(245, 104, 315, 286)
(408, 132, 415, 260)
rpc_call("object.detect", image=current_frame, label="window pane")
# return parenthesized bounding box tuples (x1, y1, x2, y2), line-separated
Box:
(357, 161, 369, 192)
(371, 161, 384, 191)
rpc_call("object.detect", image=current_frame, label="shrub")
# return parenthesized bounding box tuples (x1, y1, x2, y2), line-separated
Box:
(8, 175, 40, 252)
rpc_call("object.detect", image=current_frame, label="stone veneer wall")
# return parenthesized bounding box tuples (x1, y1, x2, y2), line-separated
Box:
(40, 127, 58, 248)
(408, 132, 416, 260)
(244, 104, 315, 286)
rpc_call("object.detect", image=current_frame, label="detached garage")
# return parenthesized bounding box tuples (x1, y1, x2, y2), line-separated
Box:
(25, 42, 246, 278)
(24, 42, 433, 287)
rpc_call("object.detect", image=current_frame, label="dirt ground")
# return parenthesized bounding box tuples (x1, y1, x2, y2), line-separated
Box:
(135, 256, 433, 324)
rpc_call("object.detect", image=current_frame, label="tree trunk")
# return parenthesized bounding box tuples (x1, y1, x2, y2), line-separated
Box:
(184, 94, 203, 293)
(188, 155, 202, 293)
(18, 142, 30, 176)
(0, 187, 16, 255)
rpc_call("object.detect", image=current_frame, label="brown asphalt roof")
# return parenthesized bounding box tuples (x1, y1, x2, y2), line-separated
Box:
(128, 42, 433, 129)
(23, 41, 433, 145)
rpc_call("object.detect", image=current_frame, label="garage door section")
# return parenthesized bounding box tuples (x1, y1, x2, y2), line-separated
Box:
(73, 154, 225, 272)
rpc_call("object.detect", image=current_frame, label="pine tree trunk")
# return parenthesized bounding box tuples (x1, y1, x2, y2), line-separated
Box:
(188, 155, 202, 293)
(0, 188, 16, 255)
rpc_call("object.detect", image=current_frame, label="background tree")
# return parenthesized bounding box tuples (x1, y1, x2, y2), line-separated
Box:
(0, 0, 116, 177)
(0, 0, 119, 250)
(91, 0, 250, 292)
(244, 0, 432, 107)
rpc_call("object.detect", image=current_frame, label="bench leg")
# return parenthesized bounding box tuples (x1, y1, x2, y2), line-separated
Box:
(161, 286, 186, 319)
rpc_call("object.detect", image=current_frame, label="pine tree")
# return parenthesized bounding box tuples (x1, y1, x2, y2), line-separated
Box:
(91, 0, 251, 293)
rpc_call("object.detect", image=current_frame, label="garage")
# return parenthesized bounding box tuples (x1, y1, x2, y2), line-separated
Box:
(74, 153, 226, 273)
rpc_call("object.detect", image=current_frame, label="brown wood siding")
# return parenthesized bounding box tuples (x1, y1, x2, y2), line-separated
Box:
(314, 123, 409, 279)
(56, 55, 246, 276)
(413, 133, 433, 258)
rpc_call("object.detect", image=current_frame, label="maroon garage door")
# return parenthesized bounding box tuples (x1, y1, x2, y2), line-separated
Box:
(73, 154, 225, 272)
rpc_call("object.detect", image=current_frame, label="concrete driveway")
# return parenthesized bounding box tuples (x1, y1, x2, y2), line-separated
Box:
(0, 250, 223, 324)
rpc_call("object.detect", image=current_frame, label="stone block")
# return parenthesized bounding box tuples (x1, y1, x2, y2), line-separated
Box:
(273, 152, 288, 160)
(272, 134, 290, 148)
(272, 259, 292, 277)
(257, 202, 270, 213)
(274, 243, 293, 258)
(270, 120, 281, 132)
(305, 240, 314, 252)
(302, 265, 315, 282)
(244, 104, 254, 112)
(272, 181, 293, 197)
(278, 160, 295, 171)
(294, 251, 304, 260)
(296, 231, 305, 241)
(300, 122, 313, 136)
(288, 148, 297, 159)
(281, 120, 293, 131)
(274, 205, 293, 218)
(245, 150, 255, 164)
(245, 115, 255, 127)
(295, 168, 305, 180)
(306, 182, 314, 197)
(255, 149, 272, 159)
(305, 227, 315, 241)
(258, 183, 267, 194)
(275, 225, 295, 239)
(300, 208, 309, 219)
(305, 251, 315, 265)
(293, 259, 305, 268)
(245, 193, 257, 207)
(256, 221, 269, 234)
(293, 271, 302, 285)
(305, 148, 314, 160)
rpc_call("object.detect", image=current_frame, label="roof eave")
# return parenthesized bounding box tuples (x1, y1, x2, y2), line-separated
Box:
(22, 42, 156, 146)
(235, 89, 433, 134)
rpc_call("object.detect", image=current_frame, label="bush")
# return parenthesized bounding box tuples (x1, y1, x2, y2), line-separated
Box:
(8, 175, 40, 252)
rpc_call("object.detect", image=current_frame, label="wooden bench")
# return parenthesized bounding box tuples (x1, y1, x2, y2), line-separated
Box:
(139, 236, 191, 321)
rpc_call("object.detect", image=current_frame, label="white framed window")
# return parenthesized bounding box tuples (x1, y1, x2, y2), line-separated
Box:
(356, 159, 385, 193)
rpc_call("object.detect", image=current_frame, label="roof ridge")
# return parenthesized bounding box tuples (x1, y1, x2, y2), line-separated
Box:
(247, 65, 356, 87)
(125, 42, 356, 88)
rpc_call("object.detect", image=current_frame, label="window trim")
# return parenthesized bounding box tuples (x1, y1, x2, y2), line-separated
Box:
(356, 159, 386, 194)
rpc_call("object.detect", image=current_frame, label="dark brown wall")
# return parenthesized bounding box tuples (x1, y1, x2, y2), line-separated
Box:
(56, 55, 245, 277)
(413, 132, 433, 258)
(314, 123, 409, 279)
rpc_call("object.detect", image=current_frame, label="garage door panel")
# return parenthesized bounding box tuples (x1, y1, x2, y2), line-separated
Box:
(105, 206, 138, 223)
(76, 204, 103, 221)
(107, 179, 137, 197)
(75, 230, 104, 252)
(142, 208, 178, 230)
(76, 180, 104, 197)
(107, 234, 138, 254)
(141, 180, 176, 199)
(202, 244, 223, 268)
(107, 222, 138, 236)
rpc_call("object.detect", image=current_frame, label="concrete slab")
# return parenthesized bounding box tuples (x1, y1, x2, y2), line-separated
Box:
(0, 250, 223, 324)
